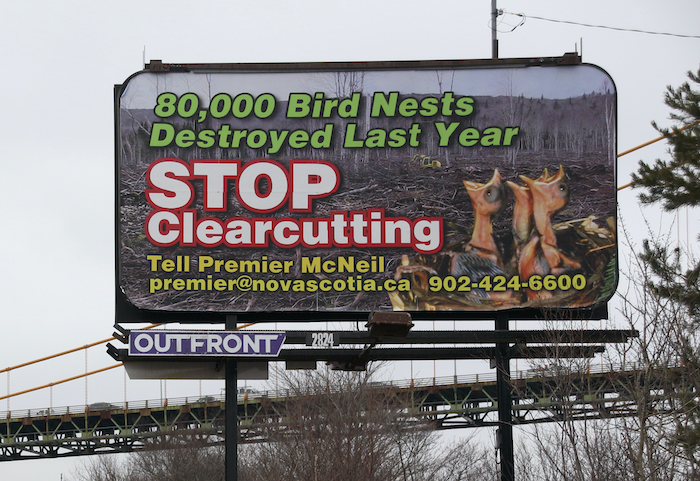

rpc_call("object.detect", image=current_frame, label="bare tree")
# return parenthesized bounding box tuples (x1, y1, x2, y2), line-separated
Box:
(130, 433, 225, 481)
(239, 365, 437, 481)
(512, 214, 700, 480)
(496, 70, 533, 167)
(71, 365, 493, 481)
(68, 433, 224, 481)
(71, 454, 134, 481)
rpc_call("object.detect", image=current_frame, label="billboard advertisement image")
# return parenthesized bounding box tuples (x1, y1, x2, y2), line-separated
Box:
(116, 61, 617, 317)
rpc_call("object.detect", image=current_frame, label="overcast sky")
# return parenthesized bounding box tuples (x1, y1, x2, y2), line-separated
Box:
(0, 0, 698, 477)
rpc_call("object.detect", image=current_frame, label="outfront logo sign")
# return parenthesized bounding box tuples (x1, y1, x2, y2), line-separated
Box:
(116, 61, 617, 316)
(128, 331, 286, 357)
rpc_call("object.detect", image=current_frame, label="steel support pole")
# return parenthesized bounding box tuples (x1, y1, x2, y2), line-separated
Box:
(225, 315, 238, 481)
(491, 0, 499, 59)
(496, 311, 514, 481)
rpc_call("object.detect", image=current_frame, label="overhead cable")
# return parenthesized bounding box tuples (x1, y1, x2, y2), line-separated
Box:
(503, 11, 700, 39)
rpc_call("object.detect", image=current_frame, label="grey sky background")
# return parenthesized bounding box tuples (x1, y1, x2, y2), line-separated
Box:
(0, 0, 698, 477)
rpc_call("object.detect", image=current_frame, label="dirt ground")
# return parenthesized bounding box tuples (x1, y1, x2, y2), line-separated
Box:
(118, 149, 617, 313)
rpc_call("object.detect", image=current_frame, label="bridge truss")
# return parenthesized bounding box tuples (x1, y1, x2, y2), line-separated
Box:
(1, 361, 687, 461)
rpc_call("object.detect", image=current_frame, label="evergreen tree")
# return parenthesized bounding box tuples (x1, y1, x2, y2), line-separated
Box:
(631, 65, 700, 466)
(631, 65, 700, 324)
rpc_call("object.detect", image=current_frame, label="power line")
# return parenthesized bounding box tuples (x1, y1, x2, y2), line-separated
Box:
(503, 11, 700, 39)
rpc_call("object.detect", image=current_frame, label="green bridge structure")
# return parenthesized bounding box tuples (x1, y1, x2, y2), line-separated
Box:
(0, 362, 686, 461)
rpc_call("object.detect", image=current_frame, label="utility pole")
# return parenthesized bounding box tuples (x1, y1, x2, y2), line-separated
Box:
(491, 0, 499, 59)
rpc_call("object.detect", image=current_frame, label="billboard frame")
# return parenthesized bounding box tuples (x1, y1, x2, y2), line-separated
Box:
(114, 54, 614, 324)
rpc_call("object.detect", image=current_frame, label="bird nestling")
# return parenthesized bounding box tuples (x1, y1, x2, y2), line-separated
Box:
(506, 178, 534, 256)
(461, 168, 506, 266)
(507, 170, 549, 300)
(451, 169, 514, 301)
(519, 165, 581, 274)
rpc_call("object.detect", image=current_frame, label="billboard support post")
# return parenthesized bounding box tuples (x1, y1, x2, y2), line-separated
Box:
(225, 315, 238, 481)
(496, 312, 514, 481)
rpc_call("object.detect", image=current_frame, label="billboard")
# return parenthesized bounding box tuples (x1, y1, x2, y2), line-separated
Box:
(116, 60, 617, 319)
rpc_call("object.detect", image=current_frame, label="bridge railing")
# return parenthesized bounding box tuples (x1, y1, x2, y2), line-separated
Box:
(373, 361, 649, 391)
(0, 362, 652, 421)
(0, 395, 228, 421)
